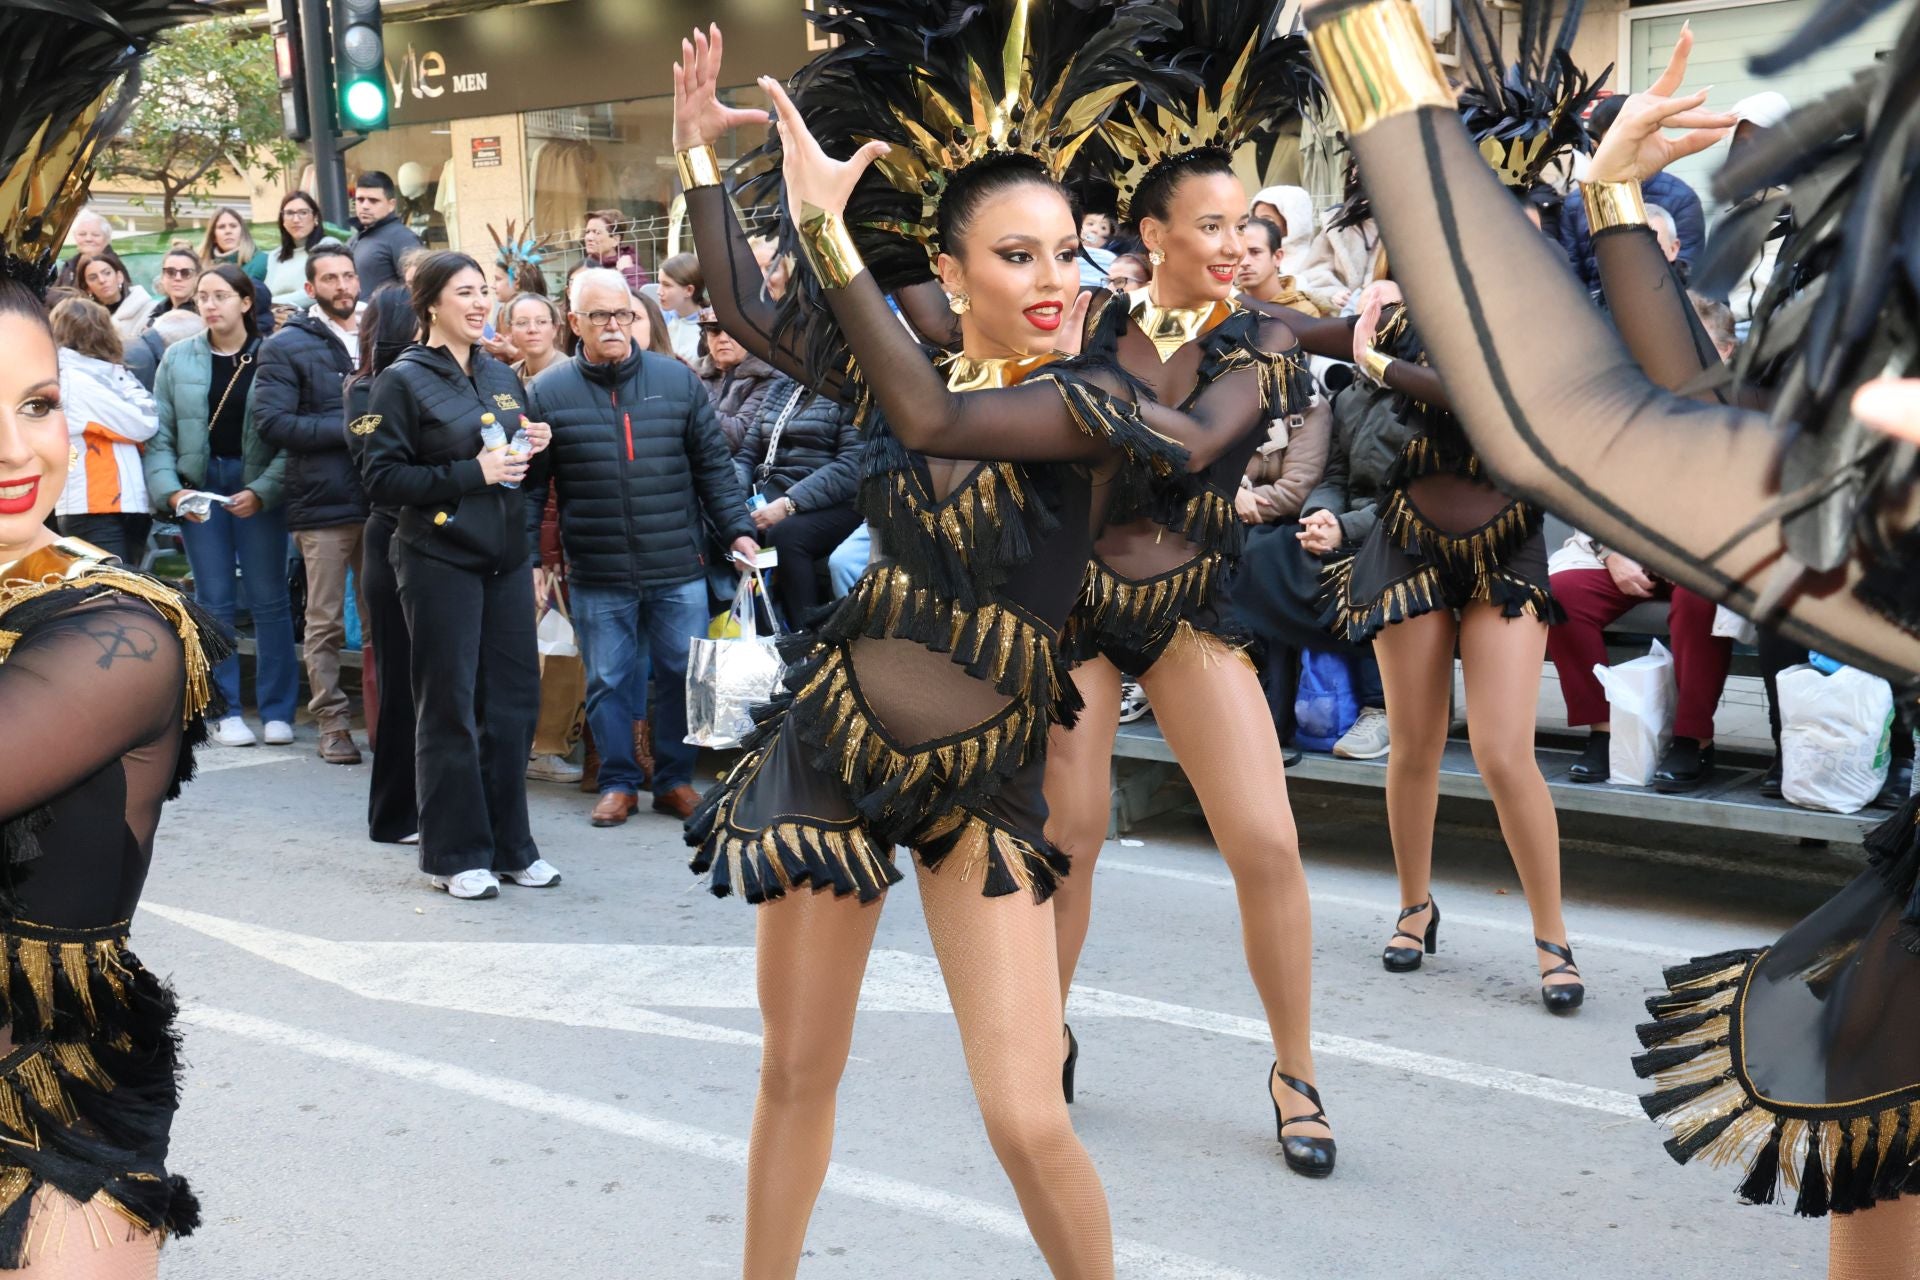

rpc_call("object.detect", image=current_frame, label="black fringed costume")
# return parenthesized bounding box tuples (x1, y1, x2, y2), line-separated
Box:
(0, 541, 228, 1260)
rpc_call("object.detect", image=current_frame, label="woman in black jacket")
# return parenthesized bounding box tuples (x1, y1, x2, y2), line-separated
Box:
(731, 371, 862, 622)
(359, 252, 559, 900)
(345, 284, 421, 845)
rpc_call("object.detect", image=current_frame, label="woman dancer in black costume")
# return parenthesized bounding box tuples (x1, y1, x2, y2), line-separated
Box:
(1300, 0, 1920, 1271)
(674, 10, 1274, 1273)
(0, 2, 222, 1268)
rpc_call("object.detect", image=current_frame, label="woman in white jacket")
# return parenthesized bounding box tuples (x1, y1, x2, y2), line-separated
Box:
(1250, 184, 1348, 309)
(74, 250, 156, 345)
(49, 297, 160, 563)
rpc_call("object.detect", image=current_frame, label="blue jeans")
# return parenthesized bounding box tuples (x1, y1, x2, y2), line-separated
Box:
(828, 524, 870, 598)
(572, 578, 708, 795)
(178, 456, 299, 723)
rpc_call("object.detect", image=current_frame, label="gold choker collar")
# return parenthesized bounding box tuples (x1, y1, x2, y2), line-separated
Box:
(944, 354, 1055, 392)
(1129, 295, 1236, 363)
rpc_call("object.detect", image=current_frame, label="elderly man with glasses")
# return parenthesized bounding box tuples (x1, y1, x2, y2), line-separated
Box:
(523, 268, 758, 827)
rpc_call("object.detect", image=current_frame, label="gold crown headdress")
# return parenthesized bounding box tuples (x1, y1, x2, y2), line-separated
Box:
(1451, 0, 1608, 189)
(1094, 0, 1324, 219)
(1, 0, 202, 294)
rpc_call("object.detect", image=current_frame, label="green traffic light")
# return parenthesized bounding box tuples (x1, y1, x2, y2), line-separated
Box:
(343, 78, 387, 125)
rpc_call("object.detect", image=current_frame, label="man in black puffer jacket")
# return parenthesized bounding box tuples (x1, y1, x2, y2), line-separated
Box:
(524, 268, 758, 827)
(732, 373, 863, 623)
(255, 244, 370, 765)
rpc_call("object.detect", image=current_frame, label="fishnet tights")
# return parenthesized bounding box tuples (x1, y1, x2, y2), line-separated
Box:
(1829, 1198, 1920, 1279)
(744, 864, 1112, 1279)
(1047, 650, 1322, 1127)
(1373, 605, 1572, 980)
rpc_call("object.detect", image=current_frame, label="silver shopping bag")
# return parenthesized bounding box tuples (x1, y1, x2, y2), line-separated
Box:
(685, 569, 784, 749)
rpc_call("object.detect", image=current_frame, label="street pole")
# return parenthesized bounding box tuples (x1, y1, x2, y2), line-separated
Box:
(296, 0, 351, 226)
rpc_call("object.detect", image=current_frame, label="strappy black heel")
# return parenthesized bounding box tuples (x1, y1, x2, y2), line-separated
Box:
(1062, 1024, 1079, 1103)
(1536, 938, 1585, 1014)
(1270, 1067, 1336, 1178)
(1381, 898, 1439, 972)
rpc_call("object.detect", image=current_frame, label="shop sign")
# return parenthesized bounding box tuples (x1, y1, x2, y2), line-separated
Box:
(384, 0, 814, 123)
(471, 135, 502, 168)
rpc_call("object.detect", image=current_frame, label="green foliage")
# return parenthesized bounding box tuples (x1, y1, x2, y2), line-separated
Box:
(97, 19, 297, 229)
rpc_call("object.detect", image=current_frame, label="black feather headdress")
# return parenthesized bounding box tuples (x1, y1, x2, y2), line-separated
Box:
(1097, 0, 1325, 218)
(0, 0, 204, 295)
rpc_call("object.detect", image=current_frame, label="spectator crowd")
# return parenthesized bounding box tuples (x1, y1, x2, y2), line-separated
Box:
(40, 106, 1914, 897)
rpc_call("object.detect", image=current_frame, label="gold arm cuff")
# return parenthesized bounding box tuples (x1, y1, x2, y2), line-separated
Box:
(676, 146, 723, 190)
(797, 203, 864, 291)
(1307, 0, 1455, 138)
(1580, 180, 1650, 233)
(1358, 347, 1394, 386)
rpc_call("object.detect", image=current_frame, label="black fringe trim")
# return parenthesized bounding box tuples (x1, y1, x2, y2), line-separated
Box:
(1063, 554, 1234, 666)
(1633, 946, 1920, 1217)
(915, 812, 1074, 904)
(1319, 553, 1447, 645)
(1862, 792, 1920, 951)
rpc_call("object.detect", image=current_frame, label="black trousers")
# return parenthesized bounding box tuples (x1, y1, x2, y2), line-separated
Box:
(57, 513, 152, 565)
(765, 503, 863, 624)
(394, 544, 540, 877)
(362, 515, 418, 843)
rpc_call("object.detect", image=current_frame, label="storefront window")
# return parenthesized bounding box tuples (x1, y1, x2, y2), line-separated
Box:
(527, 85, 771, 283)
(338, 120, 457, 248)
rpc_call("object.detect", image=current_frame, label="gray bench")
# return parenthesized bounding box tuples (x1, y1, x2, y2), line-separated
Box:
(1109, 720, 1880, 843)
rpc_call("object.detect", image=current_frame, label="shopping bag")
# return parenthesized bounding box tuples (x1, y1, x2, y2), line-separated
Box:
(686, 570, 785, 749)
(533, 574, 585, 755)
(1293, 649, 1360, 753)
(1592, 639, 1675, 786)
(537, 589, 578, 658)
(1778, 664, 1894, 813)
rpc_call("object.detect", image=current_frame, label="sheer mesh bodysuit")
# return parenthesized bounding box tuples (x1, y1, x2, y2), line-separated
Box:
(0, 564, 209, 1271)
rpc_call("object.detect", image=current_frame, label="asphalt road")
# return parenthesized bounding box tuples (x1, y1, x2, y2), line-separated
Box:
(144, 739, 1851, 1279)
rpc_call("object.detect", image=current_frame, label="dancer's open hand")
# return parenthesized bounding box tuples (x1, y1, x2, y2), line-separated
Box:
(761, 75, 890, 222)
(1587, 27, 1737, 185)
(673, 25, 770, 152)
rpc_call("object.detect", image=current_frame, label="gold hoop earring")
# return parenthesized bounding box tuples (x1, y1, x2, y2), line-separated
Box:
(1147, 250, 1165, 267)
(69, 445, 79, 468)
(948, 292, 971, 316)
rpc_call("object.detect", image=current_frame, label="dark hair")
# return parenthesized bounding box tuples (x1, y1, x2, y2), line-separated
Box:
(197, 262, 261, 340)
(408, 250, 484, 339)
(631, 291, 675, 359)
(1110, 251, 1153, 283)
(74, 250, 131, 305)
(497, 258, 548, 298)
(305, 242, 355, 283)
(658, 253, 707, 306)
(1130, 148, 1237, 229)
(277, 191, 325, 259)
(936, 153, 1067, 257)
(353, 283, 418, 383)
(506, 291, 562, 329)
(198, 206, 257, 267)
(0, 279, 52, 340)
(355, 170, 398, 200)
(1587, 94, 1626, 142)
(1245, 216, 1284, 255)
(161, 245, 201, 271)
(50, 296, 124, 364)
(585, 208, 623, 236)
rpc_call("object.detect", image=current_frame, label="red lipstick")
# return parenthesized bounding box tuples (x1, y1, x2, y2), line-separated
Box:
(0, 477, 39, 516)
(1024, 302, 1063, 332)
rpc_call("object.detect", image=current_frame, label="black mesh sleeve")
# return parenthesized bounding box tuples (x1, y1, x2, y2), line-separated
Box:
(1346, 106, 1920, 682)
(1591, 225, 1729, 401)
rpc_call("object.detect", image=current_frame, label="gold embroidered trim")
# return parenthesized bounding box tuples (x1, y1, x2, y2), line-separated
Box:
(881, 460, 1034, 572)
(1079, 554, 1220, 637)
(836, 564, 1059, 696)
(1379, 484, 1534, 579)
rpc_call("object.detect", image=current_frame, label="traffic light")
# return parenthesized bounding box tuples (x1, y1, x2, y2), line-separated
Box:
(330, 0, 388, 132)
(267, 0, 309, 142)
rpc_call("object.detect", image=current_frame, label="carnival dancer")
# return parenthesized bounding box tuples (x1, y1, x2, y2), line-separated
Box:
(1011, 2, 1344, 1176)
(1310, 0, 1606, 1016)
(1299, 0, 1920, 1270)
(0, 0, 224, 1265)
(673, 8, 1268, 1272)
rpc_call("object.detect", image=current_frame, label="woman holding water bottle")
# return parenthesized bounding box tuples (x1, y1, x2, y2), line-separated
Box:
(359, 251, 562, 900)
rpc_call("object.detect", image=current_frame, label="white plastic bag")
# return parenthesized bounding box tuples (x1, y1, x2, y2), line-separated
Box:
(1777, 664, 1894, 813)
(1592, 639, 1676, 787)
(685, 570, 785, 749)
(1711, 605, 1758, 646)
(536, 604, 577, 658)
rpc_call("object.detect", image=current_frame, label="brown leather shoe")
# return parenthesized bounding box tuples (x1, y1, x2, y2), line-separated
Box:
(633, 719, 655, 790)
(580, 730, 600, 794)
(318, 730, 363, 765)
(591, 790, 639, 827)
(650, 784, 700, 821)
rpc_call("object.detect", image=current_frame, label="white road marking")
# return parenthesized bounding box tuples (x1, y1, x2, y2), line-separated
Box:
(146, 903, 1640, 1117)
(195, 748, 303, 774)
(183, 1003, 1277, 1280)
(1097, 858, 1705, 962)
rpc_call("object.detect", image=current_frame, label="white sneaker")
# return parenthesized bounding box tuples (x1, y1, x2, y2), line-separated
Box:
(525, 754, 584, 784)
(430, 870, 500, 900)
(399, 832, 421, 846)
(263, 720, 295, 746)
(500, 859, 563, 888)
(1333, 707, 1391, 760)
(211, 716, 256, 748)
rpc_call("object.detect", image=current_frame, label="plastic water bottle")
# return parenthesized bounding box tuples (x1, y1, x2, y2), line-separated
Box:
(479, 412, 520, 489)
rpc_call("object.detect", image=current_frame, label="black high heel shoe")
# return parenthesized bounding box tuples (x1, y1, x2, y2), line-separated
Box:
(1270, 1067, 1336, 1178)
(1536, 939, 1585, 1014)
(1062, 1024, 1079, 1103)
(1381, 898, 1439, 972)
